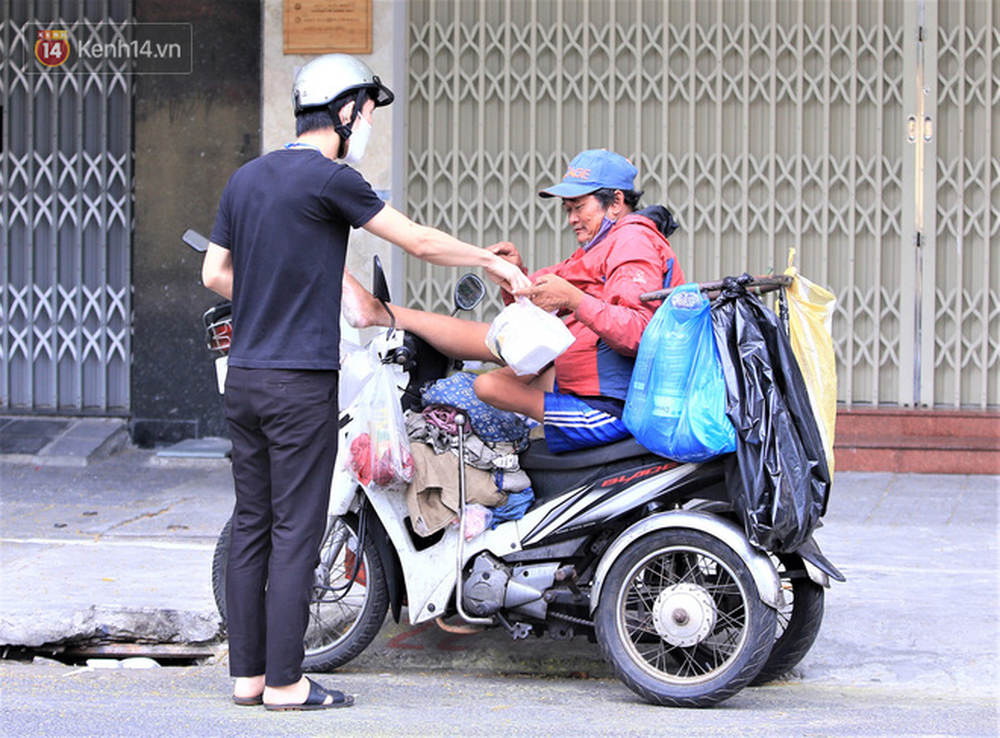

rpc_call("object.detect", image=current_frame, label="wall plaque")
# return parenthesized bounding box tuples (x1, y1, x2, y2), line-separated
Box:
(284, 0, 371, 55)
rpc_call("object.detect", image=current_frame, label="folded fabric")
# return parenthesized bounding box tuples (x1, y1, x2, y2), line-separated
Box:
(494, 468, 532, 493)
(406, 409, 523, 471)
(405, 409, 457, 455)
(405, 442, 507, 538)
(490, 487, 535, 526)
(422, 405, 471, 436)
(421, 372, 530, 447)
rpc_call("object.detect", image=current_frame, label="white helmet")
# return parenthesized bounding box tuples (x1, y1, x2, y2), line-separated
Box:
(292, 53, 393, 114)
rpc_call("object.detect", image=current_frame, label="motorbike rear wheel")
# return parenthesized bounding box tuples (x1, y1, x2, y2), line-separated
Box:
(750, 552, 825, 685)
(594, 529, 776, 707)
(683, 500, 827, 684)
(212, 513, 389, 672)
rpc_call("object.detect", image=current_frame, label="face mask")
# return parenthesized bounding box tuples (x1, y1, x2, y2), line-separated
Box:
(342, 116, 371, 165)
(585, 216, 616, 251)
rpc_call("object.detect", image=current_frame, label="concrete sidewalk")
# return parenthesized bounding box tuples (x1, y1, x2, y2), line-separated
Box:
(0, 449, 233, 651)
(1, 438, 997, 698)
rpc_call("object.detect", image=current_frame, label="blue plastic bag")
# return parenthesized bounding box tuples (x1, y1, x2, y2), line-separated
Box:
(623, 283, 736, 462)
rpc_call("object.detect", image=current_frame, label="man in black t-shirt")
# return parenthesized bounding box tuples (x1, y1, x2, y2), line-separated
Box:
(202, 53, 528, 712)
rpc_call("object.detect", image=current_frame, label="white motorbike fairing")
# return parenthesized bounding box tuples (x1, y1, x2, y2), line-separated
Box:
(361, 477, 549, 625)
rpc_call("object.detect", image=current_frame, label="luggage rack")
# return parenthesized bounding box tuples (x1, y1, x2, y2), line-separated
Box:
(639, 274, 791, 303)
(640, 274, 793, 333)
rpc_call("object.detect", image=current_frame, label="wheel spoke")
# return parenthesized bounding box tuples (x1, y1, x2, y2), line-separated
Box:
(713, 606, 745, 633)
(306, 602, 353, 643)
(305, 524, 370, 651)
(676, 645, 709, 676)
(614, 544, 756, 683)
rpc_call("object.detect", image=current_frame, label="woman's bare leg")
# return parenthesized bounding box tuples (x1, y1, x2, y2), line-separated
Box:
(473, 366, 552, 422)
(343, 270, 495, 361)
(344, 271, 556, 419)
(395, 305, 495, 361)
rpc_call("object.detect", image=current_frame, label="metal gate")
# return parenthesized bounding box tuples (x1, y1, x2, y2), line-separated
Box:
(920, 0, 998, 408)
(403, 0, 999, 410)
(1, 0, 132, 414)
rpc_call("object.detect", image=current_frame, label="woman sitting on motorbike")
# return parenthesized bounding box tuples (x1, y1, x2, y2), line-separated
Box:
(344, 149, 686, 453)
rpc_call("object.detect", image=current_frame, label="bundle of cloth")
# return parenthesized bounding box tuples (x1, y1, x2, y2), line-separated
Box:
(403, 371, 536, 539)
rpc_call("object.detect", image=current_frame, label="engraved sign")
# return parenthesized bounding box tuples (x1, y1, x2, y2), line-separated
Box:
(284, 0, 371, 55)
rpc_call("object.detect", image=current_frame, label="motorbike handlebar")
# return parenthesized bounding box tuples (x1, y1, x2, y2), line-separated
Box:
(182, 229, 210, 253)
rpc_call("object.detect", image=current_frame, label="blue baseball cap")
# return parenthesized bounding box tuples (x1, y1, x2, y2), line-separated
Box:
(538, 149, 638, 199)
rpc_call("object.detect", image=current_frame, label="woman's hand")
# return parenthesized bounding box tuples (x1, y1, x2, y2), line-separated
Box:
(517, 274, 584, 313)
(487, 241, 524, 270)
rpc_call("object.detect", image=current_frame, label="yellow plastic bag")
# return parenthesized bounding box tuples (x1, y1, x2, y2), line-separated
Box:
(784, 250, 837, 474)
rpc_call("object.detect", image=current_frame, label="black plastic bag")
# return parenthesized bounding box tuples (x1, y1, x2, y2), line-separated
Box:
(711, 275, 831, 553)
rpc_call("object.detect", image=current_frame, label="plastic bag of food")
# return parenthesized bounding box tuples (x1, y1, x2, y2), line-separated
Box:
(345, 347, 413, 491)
(485, 297, 574, 376)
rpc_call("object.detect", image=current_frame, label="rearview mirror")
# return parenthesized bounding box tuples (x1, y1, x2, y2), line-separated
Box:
(371, 255, 391, 303)
(454, 274, 486, 312)
(181, 229, 209, 253)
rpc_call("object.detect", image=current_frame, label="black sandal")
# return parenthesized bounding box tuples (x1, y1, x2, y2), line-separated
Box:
(232, 693, 263, 707)
(264, 678, 355, 711)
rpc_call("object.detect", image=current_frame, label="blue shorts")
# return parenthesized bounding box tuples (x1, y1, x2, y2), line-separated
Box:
(543, 392, 631, 453)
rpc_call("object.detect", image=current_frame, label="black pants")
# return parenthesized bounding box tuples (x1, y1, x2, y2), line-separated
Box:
(223, 366, 339, 687)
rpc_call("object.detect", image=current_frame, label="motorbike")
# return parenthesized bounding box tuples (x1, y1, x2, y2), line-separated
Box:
(183, 229, 840, 707)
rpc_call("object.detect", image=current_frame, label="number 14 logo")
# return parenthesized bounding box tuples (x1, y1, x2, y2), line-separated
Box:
(35, 29, 70, 67)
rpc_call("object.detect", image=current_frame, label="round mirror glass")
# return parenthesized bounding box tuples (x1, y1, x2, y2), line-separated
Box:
(454, 274, 486, 311)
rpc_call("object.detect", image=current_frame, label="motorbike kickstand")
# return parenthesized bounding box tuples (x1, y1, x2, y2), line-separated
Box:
(495, 611, 532, 640)
(453, 413, 494, 627)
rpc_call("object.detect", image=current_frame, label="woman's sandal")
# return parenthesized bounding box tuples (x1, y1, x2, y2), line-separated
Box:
(263, 677, 355, 711)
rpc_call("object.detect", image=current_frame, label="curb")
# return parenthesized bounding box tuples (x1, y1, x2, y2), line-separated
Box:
(33, 419, 129, 467)
(0, 417, 129, 467)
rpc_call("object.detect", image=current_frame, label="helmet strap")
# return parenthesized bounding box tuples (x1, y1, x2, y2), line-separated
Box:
(332, 89, 370, 159)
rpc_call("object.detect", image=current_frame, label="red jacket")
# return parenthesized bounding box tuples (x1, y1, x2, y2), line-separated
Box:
(521, 212, 686, 403)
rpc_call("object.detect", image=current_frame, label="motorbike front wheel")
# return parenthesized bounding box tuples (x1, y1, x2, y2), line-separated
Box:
(212, 513, 389, 672)
(594, 529, 776, 708)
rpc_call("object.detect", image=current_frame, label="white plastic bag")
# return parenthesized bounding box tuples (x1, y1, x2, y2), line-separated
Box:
(344, 346, 413, 491)
(338, 338, 375, 410)
(485, 297, 574, 376)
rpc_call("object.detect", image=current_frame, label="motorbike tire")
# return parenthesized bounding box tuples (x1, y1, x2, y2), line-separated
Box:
(210, 518, 232, 626)
(211, 513, 390, 672)
(750, 552, 825, 685)
(594, 528, 776, 708)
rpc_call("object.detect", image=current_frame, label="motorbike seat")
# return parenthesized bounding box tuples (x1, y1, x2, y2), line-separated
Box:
(519, 435, 651, 471)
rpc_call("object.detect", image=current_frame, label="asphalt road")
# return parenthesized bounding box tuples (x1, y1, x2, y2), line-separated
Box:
(0, 653, 994, 738)
(1, 452, 997, 737)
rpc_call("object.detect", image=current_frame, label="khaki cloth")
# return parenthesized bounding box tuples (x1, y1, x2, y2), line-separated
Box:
(406, 442, 507, 537)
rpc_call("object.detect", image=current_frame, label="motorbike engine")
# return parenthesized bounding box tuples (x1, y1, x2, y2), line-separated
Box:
(462, 554, 510, 617)
(462, 553, 562, 621)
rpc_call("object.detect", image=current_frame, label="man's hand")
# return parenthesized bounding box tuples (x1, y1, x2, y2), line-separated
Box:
(487, 241, 524, 270)
(486, 256, 532, 294)
(517, 274, 584, 313)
